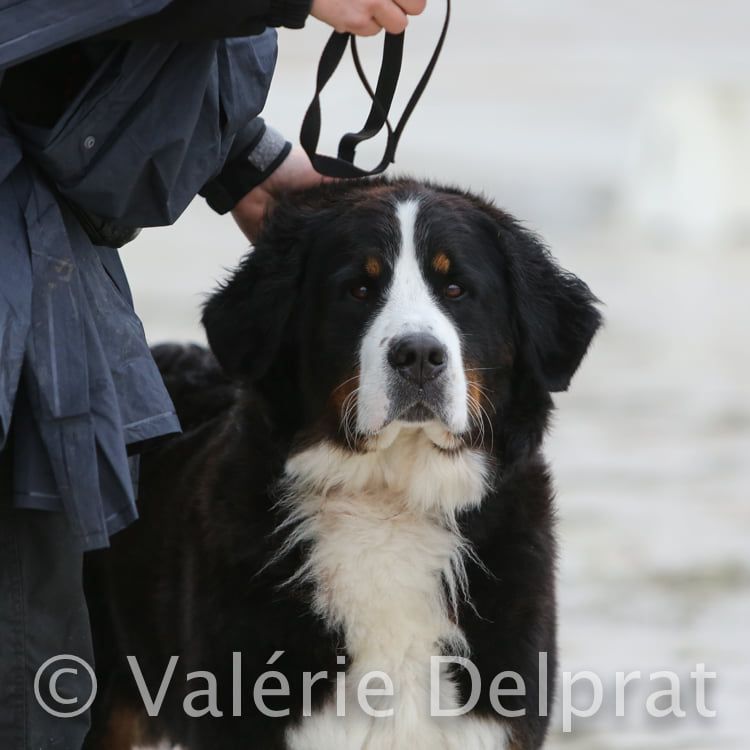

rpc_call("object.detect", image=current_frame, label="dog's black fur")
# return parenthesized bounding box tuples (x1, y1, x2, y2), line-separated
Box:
(84, 178, 601, 750)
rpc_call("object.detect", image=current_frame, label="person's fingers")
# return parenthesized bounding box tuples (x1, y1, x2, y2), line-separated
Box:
(231, 189, 269, 243)
(350, 16, 384, 37)
(396, 0, 427, 16)
(371, 1, 409, 34)
(311, 0, 427, 36)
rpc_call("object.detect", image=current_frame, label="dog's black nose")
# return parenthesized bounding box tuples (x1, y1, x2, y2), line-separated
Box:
(387, 334, 448, 385)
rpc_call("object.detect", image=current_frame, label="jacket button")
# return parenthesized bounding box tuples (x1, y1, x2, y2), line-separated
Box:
(83, 136, 96, 149)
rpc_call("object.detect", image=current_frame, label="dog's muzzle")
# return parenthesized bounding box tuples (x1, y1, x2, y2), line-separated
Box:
(386, 333, 450, 423)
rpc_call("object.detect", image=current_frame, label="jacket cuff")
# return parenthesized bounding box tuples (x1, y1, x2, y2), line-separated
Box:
(266, 0, 312, 29)
(201, 124, 291, 215)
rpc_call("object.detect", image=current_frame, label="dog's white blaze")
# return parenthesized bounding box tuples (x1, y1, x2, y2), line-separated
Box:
(282, 432, 503, 750)
(356, 199, 469, 436)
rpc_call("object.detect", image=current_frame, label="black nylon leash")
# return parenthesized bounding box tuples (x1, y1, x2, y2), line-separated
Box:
(300, 0, 451, 178)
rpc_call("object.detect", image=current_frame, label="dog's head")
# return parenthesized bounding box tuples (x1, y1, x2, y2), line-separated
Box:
(203, 179, 601, 458)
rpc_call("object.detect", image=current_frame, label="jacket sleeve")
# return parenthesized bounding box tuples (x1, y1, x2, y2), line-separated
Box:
(106, 0, 308, 210)
(108, 0, 312, 40)
(200, 118, 291, 214)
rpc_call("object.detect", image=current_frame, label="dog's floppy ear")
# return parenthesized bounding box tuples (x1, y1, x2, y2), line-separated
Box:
(495, 214, 602, 392)
(201, 204, 310, 380)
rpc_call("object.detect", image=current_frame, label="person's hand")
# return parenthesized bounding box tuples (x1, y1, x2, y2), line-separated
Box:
(311, 0, 427, 36)
(231, 147, 327, 243)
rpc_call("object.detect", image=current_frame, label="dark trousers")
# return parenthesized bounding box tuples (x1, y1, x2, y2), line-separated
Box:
(0, 447, 94, 750)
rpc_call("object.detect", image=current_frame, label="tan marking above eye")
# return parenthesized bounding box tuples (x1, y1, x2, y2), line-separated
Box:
(365, 257, 382, 278)
(432, 252, 451, 274)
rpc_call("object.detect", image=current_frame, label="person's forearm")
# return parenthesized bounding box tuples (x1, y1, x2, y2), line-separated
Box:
(107, 0, 312, 41)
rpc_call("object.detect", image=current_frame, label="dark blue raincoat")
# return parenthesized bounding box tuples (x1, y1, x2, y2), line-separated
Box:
(0, 0, 173, 68)
(1, 5, 282, 549)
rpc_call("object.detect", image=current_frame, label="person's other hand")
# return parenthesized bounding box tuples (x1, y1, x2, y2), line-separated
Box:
(231, 147, 327, 243)
(311, 0, 427, 36)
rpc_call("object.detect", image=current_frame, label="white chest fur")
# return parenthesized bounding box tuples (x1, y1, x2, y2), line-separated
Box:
(280, 428, 507, 750)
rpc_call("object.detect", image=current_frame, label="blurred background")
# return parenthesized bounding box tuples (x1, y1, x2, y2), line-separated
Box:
(123, 2, 750, 748)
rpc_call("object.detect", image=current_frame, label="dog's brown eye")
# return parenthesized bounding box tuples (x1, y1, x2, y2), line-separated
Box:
(444, 283, 464, 299)
(350, 284, 370, 301)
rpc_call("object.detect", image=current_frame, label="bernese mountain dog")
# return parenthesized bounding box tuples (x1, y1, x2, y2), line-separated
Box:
(84, 178, 602, 750)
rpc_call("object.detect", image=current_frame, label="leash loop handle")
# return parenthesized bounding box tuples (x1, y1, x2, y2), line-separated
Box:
(300, 0, 451, 179)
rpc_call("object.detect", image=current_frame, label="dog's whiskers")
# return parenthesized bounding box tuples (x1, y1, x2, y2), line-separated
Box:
(340, 387, 360, 450)
(331, 374, 360, 394)
(467, 380, 495, 452)
(466, 393, 485, 449)
(474, 383, 497, 416)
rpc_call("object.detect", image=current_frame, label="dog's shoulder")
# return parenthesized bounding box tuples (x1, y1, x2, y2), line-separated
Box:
(150, 343, 238, 433)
